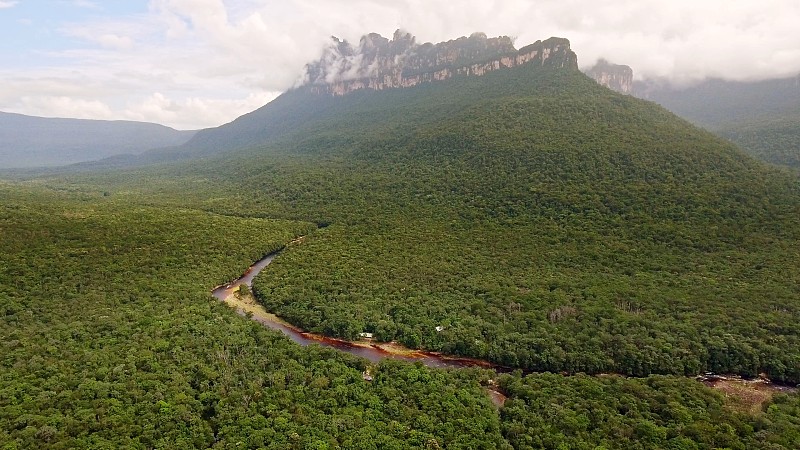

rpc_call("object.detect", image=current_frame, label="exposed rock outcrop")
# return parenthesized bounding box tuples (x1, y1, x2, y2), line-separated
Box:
(300, 30, 578, 96)
(585, 59, 634, 94)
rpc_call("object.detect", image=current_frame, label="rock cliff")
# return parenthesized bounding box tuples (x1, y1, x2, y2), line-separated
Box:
(585, 59, 633, 94)
(300, 30, 578, 96)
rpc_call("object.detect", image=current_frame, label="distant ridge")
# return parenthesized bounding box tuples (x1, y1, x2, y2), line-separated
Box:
(635, 75, 800, 167)
(0, 111, 196, 169)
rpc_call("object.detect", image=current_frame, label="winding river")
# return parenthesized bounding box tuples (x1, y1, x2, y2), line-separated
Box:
(212, 251, 500, 371)
(212, 249, 797, 407)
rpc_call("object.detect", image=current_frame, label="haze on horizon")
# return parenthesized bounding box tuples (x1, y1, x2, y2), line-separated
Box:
(1, 0, 799, 130)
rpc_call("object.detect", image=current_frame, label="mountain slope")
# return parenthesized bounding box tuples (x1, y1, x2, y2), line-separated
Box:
(80, 38, 800, 383)
(0, 112, 196, 168)
(714, 113, 800, 168)
(636, 76, 800, 167)
(163, 33, 577, 160)
(3, 31, 800, 448)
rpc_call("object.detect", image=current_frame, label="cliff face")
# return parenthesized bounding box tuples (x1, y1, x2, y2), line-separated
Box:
(585, 59, 633, 94)
(301, 31, 578, 96)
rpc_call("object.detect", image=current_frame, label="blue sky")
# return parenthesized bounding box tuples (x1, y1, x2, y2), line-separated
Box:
(1, 1, 799, 129)
(1, 2, 146, 60)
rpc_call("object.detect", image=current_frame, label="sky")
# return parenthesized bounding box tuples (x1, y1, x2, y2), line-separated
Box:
(1, 1, 799, 130)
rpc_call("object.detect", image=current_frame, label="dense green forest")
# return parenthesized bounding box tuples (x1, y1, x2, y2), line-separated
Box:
(497, 373, 800, 449)
(0, 185, 509, 448)
(2, 59, 800, 447)
(715, 113, 800, 168)
(160, 67, 799, 383)
(1, 183, 799, 449)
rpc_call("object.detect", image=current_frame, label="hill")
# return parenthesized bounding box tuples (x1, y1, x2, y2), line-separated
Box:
(0, 111, 195, 168)
(65, 33, 800, 384)
(2, 31, 799, 448)
(170, 33, 576, 159)
(636, 76, 800, 167)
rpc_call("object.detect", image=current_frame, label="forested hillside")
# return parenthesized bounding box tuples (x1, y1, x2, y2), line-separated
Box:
(636, 76, 800, 168)
(1, 180, 798, 449)
(714, 113, 800, 168)
(48, 64, 800, 384)
(2, 37, 800, 448)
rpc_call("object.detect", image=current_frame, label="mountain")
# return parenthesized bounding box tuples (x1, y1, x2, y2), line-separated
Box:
(0, 111, 196, 168)
(302, 30, 576, 96)
(584, 58, 633, 94)
(635, 75, 800, 167)
(169, 31, 576, 159)
(635, 75, 800, 128)
(106, 32, 800, 384)
(3, 31, 800, 449)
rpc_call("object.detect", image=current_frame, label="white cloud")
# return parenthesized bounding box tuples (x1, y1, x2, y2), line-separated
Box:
(2, 0, 800, 128)
(62, 27, 135, 50)
(122, 91, 279, 129)
(0, 1, 18, 8)
(16, 96, 115, 120)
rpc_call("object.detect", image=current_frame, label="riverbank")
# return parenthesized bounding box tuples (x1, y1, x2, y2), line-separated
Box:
(217, 285, 498, 367)
(213, 249, 797, 411)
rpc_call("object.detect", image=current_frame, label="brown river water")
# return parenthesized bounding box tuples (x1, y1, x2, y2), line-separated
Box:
(212, 250, 794, 408)
(212, 252, 502, 370)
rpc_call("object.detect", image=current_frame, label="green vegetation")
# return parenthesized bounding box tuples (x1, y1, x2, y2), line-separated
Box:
(0, 186, 506, 448)
(638, 76, 800, 168)
(499, 373, 800, 449)
(203, 68, 798, 383)
(1, 185, 799, 448)
(716, 113, 800, 168)
(2, 59, 799, 448)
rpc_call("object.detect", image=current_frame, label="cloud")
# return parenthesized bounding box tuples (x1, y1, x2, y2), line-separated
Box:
(122, 91, 279, 130)
(2, 0, 800, 128)
(562, 0, 800, 83)
(62, 27, 135, 50)
(0, 1, 18, 8)
(0, 72, 279, 129)
(16, 96, 115, 120)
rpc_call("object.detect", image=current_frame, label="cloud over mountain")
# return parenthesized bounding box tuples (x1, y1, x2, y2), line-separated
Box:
(1, 0, 799, 129)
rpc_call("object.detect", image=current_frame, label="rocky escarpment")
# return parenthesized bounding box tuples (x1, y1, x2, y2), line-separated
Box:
(300, 30, 578, 96)
(585, 59, 633, 94)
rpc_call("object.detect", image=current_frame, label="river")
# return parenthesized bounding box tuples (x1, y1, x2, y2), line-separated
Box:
(212, 251, 501, 370)
(212, 249, 795, 408)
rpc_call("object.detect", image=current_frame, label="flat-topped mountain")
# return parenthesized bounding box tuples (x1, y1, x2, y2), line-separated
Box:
(5, 28, 800, 449)
(301, 30, 577, 96)
(156, 32, 580, 158)
(585, 58, 633, 94)
(103, 31, 800, 386)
